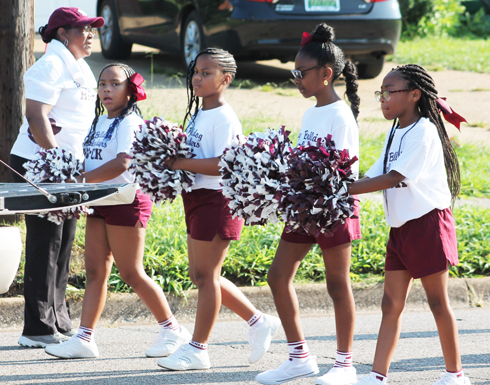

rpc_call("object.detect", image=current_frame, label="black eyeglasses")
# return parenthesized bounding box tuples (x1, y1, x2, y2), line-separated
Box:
(290, 65, 322, 79)
(374, 89, 412, 102)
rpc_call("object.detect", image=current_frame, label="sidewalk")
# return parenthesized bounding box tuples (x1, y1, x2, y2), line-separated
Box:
(2, 278, 489, 329)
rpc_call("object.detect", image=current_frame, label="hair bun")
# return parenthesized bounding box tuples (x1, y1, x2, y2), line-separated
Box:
(38, 24, 51, 43)
(311, 23, 335, 44)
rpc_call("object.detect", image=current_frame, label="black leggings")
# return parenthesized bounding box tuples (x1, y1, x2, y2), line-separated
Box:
(10, 154, 75, 335)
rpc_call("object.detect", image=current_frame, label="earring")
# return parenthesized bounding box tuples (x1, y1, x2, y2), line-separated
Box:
(64, 39, 69, 47)
(324, 80, 328, 86)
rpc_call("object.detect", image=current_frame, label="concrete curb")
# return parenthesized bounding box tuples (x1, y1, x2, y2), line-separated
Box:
(1, 277, 489, 329)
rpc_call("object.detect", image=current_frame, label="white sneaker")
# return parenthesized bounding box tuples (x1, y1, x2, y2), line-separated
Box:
(256, 356, 320, 384)
(45, 335, 99, 359)
(145, 326, 192, 357)
(18, 332, 68, 348)
(316, 366, 357, 385)
(354, 373, 386, 385)
(432, 372, 471, 385)
(248, 314, 281, 364)
(157, 344, 211, 371)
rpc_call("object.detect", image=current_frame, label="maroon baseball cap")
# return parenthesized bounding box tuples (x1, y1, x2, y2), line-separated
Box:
(43, 7, 105, 39)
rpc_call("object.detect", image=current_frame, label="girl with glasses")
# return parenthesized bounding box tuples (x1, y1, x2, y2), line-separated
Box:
(256, 23, 361, 385)
(349, 64, 469, 385)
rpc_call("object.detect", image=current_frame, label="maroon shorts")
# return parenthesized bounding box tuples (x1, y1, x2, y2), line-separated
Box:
(385, 208, 458, 279)
(281, 198, 361, 249)
(88, 190, 153, 228)
(182, 188, 243, 241)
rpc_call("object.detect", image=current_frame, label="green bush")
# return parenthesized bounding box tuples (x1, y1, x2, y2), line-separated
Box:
(398, 0, 490, 38)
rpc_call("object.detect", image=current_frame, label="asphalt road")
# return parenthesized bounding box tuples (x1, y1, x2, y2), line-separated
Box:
(1, 306, 489, 385)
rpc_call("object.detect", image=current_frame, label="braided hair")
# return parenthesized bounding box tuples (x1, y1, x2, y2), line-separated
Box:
(183, 48, 237, 128)
(83, 63, 143, 148)
(389, 64, 461, 202)
(299, 23, 360, 119)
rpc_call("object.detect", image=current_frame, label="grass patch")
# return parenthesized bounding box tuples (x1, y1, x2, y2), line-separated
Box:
(390, 37, 490, 74)
(5, 200, 489, 297)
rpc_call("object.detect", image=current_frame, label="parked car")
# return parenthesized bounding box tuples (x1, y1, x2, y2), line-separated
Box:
(96, 0, 401, 79)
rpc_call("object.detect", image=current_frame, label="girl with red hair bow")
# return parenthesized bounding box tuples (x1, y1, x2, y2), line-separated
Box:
(45, 63, 191, 360)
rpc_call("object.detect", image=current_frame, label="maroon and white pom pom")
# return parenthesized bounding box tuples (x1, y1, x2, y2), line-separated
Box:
(24, 148, 82, 183)
(280, 135, 358, 237)
(219, 126, 292, 225)
(23, 148, 84, 224)
(129, 116, 195, 204)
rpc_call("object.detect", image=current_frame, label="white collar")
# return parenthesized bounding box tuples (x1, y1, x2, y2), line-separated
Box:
(46, 40, 97, 89)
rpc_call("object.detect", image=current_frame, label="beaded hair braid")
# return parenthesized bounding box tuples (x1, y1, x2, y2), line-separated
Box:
(83, 63, 143, 148)
(183, 48, 237, 128)
(389, 64, 461, 202)
(299, 23, 360, 119)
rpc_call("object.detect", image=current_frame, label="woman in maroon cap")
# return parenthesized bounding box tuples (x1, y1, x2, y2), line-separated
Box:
(10, 7, 104, 348)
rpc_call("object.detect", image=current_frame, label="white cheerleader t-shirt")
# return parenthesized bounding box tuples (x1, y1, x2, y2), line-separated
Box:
(365, 117, 451, 228)
(11, 39, 97, 161)
(186, 103, 242, 190)
(297, 100, 359, 179)
(83, 113, 144, 184)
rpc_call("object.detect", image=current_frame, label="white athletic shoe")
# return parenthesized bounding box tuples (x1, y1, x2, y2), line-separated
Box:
(256, 356, 320, 384)
(45, 335, 99, 359)
(432, 372, 471, 385)
(157, 344, 211, 371)
(316, 366, 357, 385)
(248, 314, 281, 364)
(145, 326, 192, 358)
(18, 332, 68, 348)
(354, 373, 386, 385)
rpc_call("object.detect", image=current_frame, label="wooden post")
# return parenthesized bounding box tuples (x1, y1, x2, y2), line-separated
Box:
(0, 0, 35, 183)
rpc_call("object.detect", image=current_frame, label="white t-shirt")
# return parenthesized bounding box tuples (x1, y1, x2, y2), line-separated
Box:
(83, 113, 143, 184)
(186, 103, 242, 190)
(297, 100, 359, 179)
(11, 39, 97, 161)
(365, 117, 451, 228)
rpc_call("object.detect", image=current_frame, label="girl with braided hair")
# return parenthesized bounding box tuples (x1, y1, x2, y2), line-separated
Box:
(349, 64, 469, 385)
(157, 48, 280, 371)
(257, 23, 361, 385)
(46, 63, 191, 360)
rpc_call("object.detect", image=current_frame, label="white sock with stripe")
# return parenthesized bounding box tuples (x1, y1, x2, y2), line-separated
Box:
(76, 326, 94, 343)
(158, 315, 179, 331)
(369, 371, 387, 384)
(333, 350, 353, 368)
(189, 339, 207, 354)
(248, 311, 265, 328)
(288, 340, 310, 363)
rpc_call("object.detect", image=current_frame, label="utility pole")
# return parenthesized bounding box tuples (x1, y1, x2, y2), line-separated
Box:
(0, 0, 35, 182)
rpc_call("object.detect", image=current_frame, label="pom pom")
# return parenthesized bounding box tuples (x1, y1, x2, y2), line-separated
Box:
(219, 126, 293, 225)
(23, 148, 84, 224)
(280, 135, 358, 237)
(24, 148, 82, 183)
(129, 116, 195, 204)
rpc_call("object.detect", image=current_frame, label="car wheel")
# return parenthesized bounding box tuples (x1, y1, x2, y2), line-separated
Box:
(356, 56, 386, 80)
(182, 11, 205, 69)
(99, 0, 132, 59)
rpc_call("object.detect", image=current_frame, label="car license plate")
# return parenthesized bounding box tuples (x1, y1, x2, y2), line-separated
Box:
(304, 0, 340, 12)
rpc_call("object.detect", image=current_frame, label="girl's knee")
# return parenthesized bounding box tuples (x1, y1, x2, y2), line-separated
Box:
(381, 293, 405, 316)
(326, 279, 351, 302)
(427, 296, 451, 317)
(119, 269, 146, 288)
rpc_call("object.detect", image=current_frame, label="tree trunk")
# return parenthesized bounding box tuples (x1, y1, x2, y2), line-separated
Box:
(0, 0, 35, 183)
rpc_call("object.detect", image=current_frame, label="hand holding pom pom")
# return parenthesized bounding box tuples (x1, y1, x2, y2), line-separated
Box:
(129, 117, 195, 204)
(280, 135, 358, 237)
(219, 126, 292, 225)
(23, 148, 86, 224)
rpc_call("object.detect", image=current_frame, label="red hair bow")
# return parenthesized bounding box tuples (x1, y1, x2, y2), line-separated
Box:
(301, 32, 313, 46)
(129, 73, 147, 101)
(436, 98, 466, 131)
